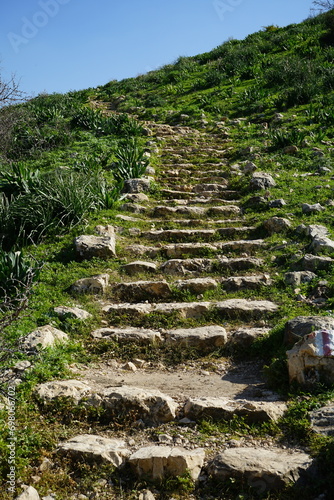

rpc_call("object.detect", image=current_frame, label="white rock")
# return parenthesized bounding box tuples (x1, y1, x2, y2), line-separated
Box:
(128, 446, 205, 481)
(15, 486, 40, 500)
(53, 306, 92, 320)
(57, 434, 130, 466)
(22, 325, 68, 351)
(91, 327, 162, 344)
(165, 325, 227, 349)
(74, 232, 116, 260)
(70, 274, 109, 294)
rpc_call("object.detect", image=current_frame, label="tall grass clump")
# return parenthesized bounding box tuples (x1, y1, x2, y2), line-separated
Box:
(112, 139, 149, 182)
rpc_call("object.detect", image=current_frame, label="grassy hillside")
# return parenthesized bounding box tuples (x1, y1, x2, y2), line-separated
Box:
(1, 9, 334, 500)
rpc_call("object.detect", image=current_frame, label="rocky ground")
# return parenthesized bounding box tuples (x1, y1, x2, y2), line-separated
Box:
(14, 119, 332, 500)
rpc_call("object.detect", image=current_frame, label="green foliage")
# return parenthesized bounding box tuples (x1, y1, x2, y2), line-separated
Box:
(112, 139, 149, 181)
(71, 107, 144, 137)
(0, 163, 41, 197)
(269, 128, 309, 148)
(0, 250, 40, 300)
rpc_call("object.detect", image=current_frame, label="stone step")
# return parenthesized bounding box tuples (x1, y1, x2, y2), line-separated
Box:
(102, 299, 278, 320)
(160, 257, 264, 275)
(125, 240, 266, 259)
(139, 228, 255, 243)
(151, 205, 242, 218)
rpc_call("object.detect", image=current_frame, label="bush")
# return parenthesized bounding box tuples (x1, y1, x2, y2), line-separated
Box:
(0, 250, 40, 300)
(112, 139, 149, 182)
(0, 163, 41, 197)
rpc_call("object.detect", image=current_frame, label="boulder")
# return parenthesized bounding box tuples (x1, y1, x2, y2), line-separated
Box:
(263, 217, 291, 234)
(57, 434, 130, 466)
(250, 173, 276, 190)
(222, 275, 272, 291)
(160, 258, 213, 276)
(128, 446, 205, 481)
(302, 203, 325, 214)
(215, 299, 278, 319)
(284, 271, 316, 287)
(120, 203, 147, 213)
(53, 306, 92, 321)
(296, 254, 333, 272)
(207, 205, 241, 216)
(287, 329, 334, 385)
(124, 178, 151, 193)
(310, 236, 334, 254)
(91, 327, 162, 344)
(284, 316, 334, 345)
(123, 261, 157, 275)
(207, 447, 313, 493)
(231, 327, 270, 347)
(21, 325, 69, 352)
(70, 274, 109, 294)
(35, 380, 95, 405)
(123, 193, 149, 203)
(268, 199, 286, 208)
(165, 325, 227, 350)
(184, 397, 286, 423)
(15, 486, 40, 500)
(74, 231, 116, 260)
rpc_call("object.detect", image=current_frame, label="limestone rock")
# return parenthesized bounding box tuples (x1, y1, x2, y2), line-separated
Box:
(310, 236, 334, 254)
(310, 405, 334, 436)
(208, 447, 313, 493)
(284, 272, 317, 287)
(287, 330, 334, 385)
(74, 232, 116, 260)
(91, 327, 162, 344)
(306, 224, 329, 239)
(174, 278, 218, 294)
(163, 243, 217, 259)
(263, 217, 291, 234)
(124, 178, 151, 193)
(161, 258, 213, 276)
(53, 306, 92, 321)
(165, 325, 227, 350)
(21, 325, 69, 352)
(125, 245, 160, 258)
(123, 261, 157, 275)
(35, 380, 94, 405)
(138, 491, 156, 500)
(57, 434, 130, 466)
(70, 274, 109, 295)
(284, 316, 334, 345)
(153, 301, 211, 319)
(193, 183, 227, 193)
(302, 203, 325, 214)
(120, 203, 146, 214)
(102, 386, 177, 423)
(142, 229, 215, 242)
(123, 193, 149, 203)
(215, 299, 278, 319)
(283, 145, 299, 154)
(102, 303, 152, 316)
(113, 281, 172, 301)
(250, 172, 276, 190)
(128, 446, 205, 481)
(184, 397, 286, 423)
(217, 257, 264, 271)
(15, 486, 40, 500)
(95, 225, 115, 237)
(268, 199, 286, 208)
(231, 327, 270, 346)
(222, 274, 272, 291)
(297, 254, 333, 272)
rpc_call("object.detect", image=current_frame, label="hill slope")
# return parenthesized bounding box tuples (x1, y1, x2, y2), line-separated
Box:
(1, 10, 334, 500)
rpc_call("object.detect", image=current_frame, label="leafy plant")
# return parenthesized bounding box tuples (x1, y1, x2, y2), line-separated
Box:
(269, 128, 309, 148)
(112, 139, 149, 181)
(0, 163, 41, 197)
(0, 250, 40, 300)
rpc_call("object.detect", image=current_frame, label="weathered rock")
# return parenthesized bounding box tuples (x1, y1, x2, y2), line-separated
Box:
(174, 278, 218, 294)
(70, 274, 109, 295)
(217, 257, 264, 271)
(91, 327, 163, 344)
(193, 183, 227, 193)
(138, 490, 156, 500)
(184, 397, 286, 423)
(207, 205, 241, 216)
(123, 261, 157, 275)
(165, 325, 227, 350)
(217, 240, 266, 252)
(113, 281, 172, 301)
(284, 271, 317, 287)
(302, 203, 325, 214)
(21, 325, 69, 352)
(231, 327, 270, 346)
(160, 258, 213, 275)
(175, 206, 207, 216)
(283, 145, 299, 154)
(35, 380, 94, 405)
(296, 254, 334, 272)
(124, 178, 151, 193)
(310, 236, 334, 254)
(102, 386, 177, 423)
(153, 301, 212, 319)
(284, 316, 334, 345)
(208, 447, 313, 493)
(310, 405, 334, 436)
(250, 172, 276, 190)
(102, 303, 152, 316)
(123, 193, 149, 203)
(243, 196, 268, 210)
(74, 231, 116, 260)
(128, 446, 205, 481)
(243, 161, 257, 174)
(53, 306, 92, 321)
(222, 274, 272, 291)
(15, 486, 40, 500)
(306, 224, 329, 239)
(142, 229, 215, 242)
(287, 330, 334, 385)
(263, 217, 291, 234)
(268, 199, 286, 208)
(215, 299, 278, 319)
(125, 245, 160, 257)
(57, 435, 131, 466)
(163, 243, 217, 259)
(120, 203, 147, 214)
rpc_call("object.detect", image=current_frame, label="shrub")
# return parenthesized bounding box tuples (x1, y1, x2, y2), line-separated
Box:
(269, 128, 309, 148)
(0, 163, 41, 197)
(0, 250, 40, 300)
(112, 139, 149, 182)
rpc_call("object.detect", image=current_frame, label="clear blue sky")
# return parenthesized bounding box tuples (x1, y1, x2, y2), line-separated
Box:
(0, 0, 315, 97)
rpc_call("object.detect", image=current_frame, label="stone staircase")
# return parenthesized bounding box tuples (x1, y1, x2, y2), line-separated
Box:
(33, 121, 316, 499)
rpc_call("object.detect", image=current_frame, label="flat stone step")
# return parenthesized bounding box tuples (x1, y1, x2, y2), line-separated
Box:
(141, 229, 217, 242)
(152, 205, 241, 218)
(221, 274, 273, 291)
(160, 189, 196, 199)
(161, 257, 264, 275)
(102, 299, 278, 320)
